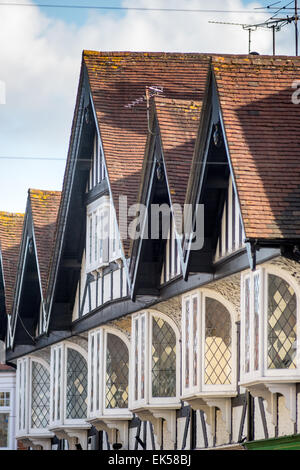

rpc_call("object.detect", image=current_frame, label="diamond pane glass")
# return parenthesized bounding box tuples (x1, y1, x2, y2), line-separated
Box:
(267, 274, 297, 369)
(205, 298, 232, 385)
(0, 413, 8, 447)
(66, 349, 88, 419)
(31, 362, 50, 429)
(141, 316, 145, 399)
(152, 316, 176, 397)
(105, 334, 129, 409)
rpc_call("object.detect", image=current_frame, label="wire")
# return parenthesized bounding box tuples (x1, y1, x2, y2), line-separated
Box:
(0, 2, 288, 15)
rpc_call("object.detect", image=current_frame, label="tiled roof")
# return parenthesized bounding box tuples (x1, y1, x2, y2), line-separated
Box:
(0, 212, 24, 315)
(0, 363, 15, 372)
(213, 55, 300, 239)
(154, 96, 202, 210)
(29, 190, 61, 298)
(83, 51, 211, 255)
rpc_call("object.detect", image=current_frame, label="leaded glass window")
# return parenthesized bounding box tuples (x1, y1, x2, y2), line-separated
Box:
(193, 297, 198, 387)
(31, 361, 50, 429)
(205, 298, 232, 385)
(0, 413, 8, 447)
(152, 316, 176, 397)
(66, 348, 88, 419)
(267, 274, 297, 370)
(105, 333, 129, 409)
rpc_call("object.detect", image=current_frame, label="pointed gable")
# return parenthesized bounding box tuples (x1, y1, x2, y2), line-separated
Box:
(0, 212, 24, 315)
(84, 51, 211, 256)
(29, 189, 61, 298)
(154, 96, 202, 210)
(213, 55, 300, 240)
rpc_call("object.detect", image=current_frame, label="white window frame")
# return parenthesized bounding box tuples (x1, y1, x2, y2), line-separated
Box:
(16, 356, 51, 437)
(86, 196, 121, 274)
(28, 358, 50, 435)
(0, 391, 11, 450)
(182, 289, 237, 399)
(50, 342, 88, 427)
(131, 310, 180, 409)
(87, 327, 131, 419)
(241, 265, 300, 385)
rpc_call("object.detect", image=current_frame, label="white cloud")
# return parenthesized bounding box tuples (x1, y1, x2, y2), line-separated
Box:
(0, 0, 295, 212)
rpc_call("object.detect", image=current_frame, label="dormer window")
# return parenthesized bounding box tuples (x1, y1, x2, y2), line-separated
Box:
(86, 197, 121, 274)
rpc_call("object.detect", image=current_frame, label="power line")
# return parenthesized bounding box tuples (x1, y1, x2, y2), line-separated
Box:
(0, 2, 291, 15)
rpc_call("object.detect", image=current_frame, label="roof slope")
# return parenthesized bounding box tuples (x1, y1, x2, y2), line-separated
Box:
(213, 55, 300, 239)
(84, 51, 210, 255)
(0, 212, 24, 315)
(29, 189, 61, 298)
(155, 96, 202, 210)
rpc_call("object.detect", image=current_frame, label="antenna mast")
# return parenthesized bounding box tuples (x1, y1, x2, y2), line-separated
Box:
(209, 1, 298, 56)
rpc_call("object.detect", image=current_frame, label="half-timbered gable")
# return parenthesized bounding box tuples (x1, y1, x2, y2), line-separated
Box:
(130, 96, 203, 298)
(9, 190, 60, 346)
(0, 212, 24, 344)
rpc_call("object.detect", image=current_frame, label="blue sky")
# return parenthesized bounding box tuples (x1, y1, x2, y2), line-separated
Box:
(0, 0, 295, 213)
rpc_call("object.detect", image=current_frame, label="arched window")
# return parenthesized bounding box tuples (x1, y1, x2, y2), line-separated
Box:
(241, 267, 299, 383)
(105, 333, 129, 409)
(30, 360, 50, 430)
(131, 311, 180, 408)
(88, 328, 130, 419)
(66, 348, 88, 420)
(204, 297, 232, 385)
(50, 342, 88, 426)
(182, 290, 236, 397)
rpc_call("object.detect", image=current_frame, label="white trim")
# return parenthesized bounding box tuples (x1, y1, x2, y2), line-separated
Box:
(240, 265, 300, 385)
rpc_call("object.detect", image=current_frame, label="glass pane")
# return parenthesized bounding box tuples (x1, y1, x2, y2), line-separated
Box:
(254, 274, 260, 371)
(267, 274, 297, 369)
(90, 335, 94, 413)
(205, 298, 232, 385)
(66, 349, 88, 419)
(193, 297, 198, 387)
(141, 316, 145, 400)
(105, 334, 129, 409)
(134, 319, 139, 401)
(245, 278, 250, 374)
(185, 299, 190, 389)
(96, 332, 101, 411)
(0, 413, 9, 447)
(31, 362, 50, 429)
(57, 348, 61, 421)
(152, 316, 176, 397)
(0, 392, 10, 407)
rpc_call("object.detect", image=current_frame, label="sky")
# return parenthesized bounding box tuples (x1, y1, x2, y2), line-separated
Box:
(0, 0, 297, 213)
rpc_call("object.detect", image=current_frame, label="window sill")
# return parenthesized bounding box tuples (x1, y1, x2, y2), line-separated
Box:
(48, 423, 91, 450)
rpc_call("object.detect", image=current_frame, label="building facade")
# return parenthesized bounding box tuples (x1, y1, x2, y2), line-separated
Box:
(2, 52, 300, 450)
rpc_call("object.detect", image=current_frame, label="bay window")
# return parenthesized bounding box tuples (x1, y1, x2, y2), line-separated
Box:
(182, 290, 237, 397)
(241, 267, 300, 383)
(131, 310, 180, 408)
(87, 327, 130, 418)
(16, 356, 51, 438)
(50, 342, 88, 427)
